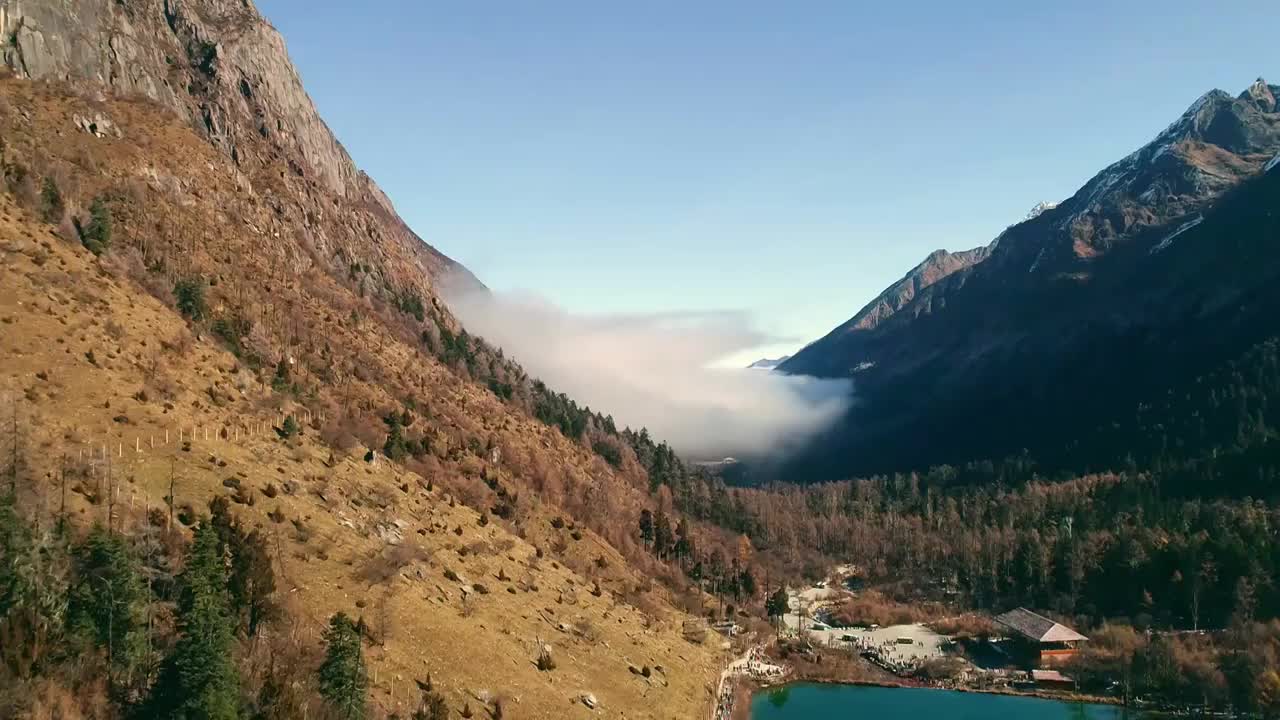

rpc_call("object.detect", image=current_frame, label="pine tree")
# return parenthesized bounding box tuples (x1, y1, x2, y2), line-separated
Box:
(0, 490, 68, 678)
(638, 509, 654, 548)
(0, 490, 31, 618)
(766, 587, 788, 640)
(67, 525, 148, 685)
(39, 177, 63, 224)
(142, 521, 240, 720)
(271, 358, 291, 393)
(674, 520, 693, 563)
(174, 278, 207, 320)
(319, 611, 368, 720)
(382, 418, 407, 461)
(209, 497, 277, 637)
(653, 510, 672, 559)
(81, 196, 113, 255)
(738, 568, 757, 600)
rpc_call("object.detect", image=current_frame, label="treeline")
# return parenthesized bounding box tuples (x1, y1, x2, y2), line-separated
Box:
(1069, 620, 1280, 714)
(604, 332, 1280, 633)
(386, 277, 1280, 641)
(1059, 336, 1280, 499)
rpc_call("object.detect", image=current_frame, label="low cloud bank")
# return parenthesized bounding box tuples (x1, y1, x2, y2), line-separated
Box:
(441, 283, 853, 460)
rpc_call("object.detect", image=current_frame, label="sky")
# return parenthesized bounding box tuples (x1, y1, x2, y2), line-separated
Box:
(259, 0, 1279, 363)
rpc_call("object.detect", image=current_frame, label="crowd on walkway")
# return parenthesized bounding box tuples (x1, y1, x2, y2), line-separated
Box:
(712, 647, 789, 720)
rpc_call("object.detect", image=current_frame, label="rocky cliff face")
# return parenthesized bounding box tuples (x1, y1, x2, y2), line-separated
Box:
(779, 78, 1280, 478)
(3, 0, 359, 196)
(0, 0, 472, 290)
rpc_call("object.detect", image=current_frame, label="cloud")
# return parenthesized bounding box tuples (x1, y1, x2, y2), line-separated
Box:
(440, 281, 853, 460)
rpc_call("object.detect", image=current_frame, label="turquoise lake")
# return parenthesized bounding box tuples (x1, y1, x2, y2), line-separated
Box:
(751, 684, 1138, 719)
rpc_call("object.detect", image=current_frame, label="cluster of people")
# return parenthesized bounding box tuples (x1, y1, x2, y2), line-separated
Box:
(741, 647, 786, 679)
(851, 637, 933, 676)
(714, 647, 789, 720)
(714, 683, 735, 720)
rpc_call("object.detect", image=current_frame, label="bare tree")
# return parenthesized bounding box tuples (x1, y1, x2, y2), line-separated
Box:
(167, 457, 177, 530)
(4, 397, 22, 494)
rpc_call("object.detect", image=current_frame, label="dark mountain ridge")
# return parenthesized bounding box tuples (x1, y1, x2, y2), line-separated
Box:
(778, 78, 1280, 480)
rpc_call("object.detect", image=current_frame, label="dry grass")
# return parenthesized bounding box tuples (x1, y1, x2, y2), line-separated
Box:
(0, 78, 725, 719)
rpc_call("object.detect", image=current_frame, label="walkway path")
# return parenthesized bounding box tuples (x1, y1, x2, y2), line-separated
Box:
(711, 646, 788, 720)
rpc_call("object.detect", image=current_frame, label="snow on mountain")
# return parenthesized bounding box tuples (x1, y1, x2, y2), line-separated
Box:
(1150, 215, 1204, 254)
(1025, 201, 1060, 221)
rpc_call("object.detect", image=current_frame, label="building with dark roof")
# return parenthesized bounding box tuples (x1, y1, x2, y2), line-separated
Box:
(993, 608, 1087, 665)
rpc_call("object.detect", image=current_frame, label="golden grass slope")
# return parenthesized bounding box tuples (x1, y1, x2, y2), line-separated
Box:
(0, 78, 723, 718)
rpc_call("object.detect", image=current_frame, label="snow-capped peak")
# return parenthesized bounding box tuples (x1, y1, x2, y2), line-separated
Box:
(1025, 201, 1059, 221)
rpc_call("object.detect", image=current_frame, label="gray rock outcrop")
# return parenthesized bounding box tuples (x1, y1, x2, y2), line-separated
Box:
(4, 0, 377, 206)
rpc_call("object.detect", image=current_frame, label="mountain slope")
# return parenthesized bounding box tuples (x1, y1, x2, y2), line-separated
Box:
(0, 0, 475, 289)
(0, 2, 728, 716)
(780, 78, 1280, 479)
(780, 246, 989, 377)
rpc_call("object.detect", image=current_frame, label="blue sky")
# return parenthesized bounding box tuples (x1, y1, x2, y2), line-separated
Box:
(259, 0, 1278, 361)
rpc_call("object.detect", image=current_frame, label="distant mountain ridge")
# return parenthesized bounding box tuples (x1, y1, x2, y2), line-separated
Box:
(780, 246, 990, 378)
(779, 77, 1280, 479)
(746, 355, 791, 370)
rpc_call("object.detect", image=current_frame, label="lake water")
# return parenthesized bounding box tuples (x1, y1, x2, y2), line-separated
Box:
(751, 684, 1137, 719)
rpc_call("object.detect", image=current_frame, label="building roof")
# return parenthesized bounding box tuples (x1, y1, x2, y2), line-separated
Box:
(994, 608, 1087, 643)
(1032, 669, 1073, 683)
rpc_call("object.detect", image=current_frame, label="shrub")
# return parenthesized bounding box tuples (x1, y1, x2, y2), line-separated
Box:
(535, 644, 556, 671)
(415, 691, 449, 720)
(592, 439, 623, 468)
(175, 277, 207, 320)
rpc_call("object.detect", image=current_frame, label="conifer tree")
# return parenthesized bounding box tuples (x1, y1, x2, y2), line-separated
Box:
(653, 510, 672, 559)
(319, 611, 368, 720)
(209, 497, 277, 637)
(142, 521, 239, 720)
(0, 489, 68, 678)
(39, 177, 63, 224)
(67, 525, 148, 684)
(638, 509, 654, 548)
(271, 358, 291, 393)
(81, 196, 112, 255)
(766, 587, 788, 640)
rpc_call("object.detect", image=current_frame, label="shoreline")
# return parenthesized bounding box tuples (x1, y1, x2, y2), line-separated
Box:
(743, 675, 1128, 710)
